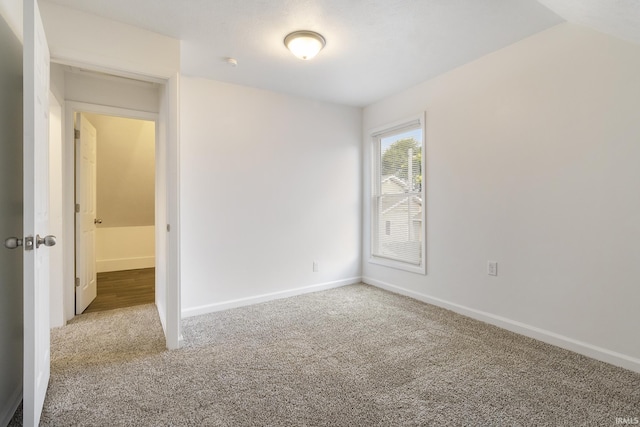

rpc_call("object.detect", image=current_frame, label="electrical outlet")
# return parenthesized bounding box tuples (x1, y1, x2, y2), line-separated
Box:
(313, 261, 319, 272)
(487, 261, 498, 276)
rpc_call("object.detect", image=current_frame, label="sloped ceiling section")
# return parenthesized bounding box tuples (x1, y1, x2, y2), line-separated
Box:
(537, 0, 640, 45)
(40, 0, 639, 106)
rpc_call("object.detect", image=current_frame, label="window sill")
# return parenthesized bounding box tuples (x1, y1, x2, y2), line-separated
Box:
(368, 255, 426, 275)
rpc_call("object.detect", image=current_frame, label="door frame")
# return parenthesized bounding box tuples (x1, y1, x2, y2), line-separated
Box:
(65, 102, 157, 313)
(63, 98, 180, 349)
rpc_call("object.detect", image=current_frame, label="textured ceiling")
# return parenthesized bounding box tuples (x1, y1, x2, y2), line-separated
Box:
(40, 0, 638, 107)
(537, 0, 640, 45)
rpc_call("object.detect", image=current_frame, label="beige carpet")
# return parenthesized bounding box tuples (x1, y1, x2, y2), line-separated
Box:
(13, 284, 640, 426)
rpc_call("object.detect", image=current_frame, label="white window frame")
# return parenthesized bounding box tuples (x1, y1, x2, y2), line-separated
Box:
(370, 113, 426, 274)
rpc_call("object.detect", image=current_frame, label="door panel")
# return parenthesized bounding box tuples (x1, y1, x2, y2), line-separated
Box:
(75, 114, 98, 314)
(23, 0, 52, 425)
(0, 12, 24, 424)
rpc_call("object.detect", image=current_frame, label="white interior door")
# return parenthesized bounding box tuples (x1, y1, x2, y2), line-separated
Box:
(23, 0, 52, 425)
(75, 114, 98, 314)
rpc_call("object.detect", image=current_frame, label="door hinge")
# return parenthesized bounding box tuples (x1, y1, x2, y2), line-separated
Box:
(75, 203, 80, 213)
(75, 277, 80, 287)
(74, 129, 80, 139)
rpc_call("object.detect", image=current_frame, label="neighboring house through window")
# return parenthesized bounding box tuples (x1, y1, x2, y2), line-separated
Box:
(370, 114, 426, 274)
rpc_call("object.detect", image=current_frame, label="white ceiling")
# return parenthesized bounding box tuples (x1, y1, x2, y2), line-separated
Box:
(41, 0, 639, 107)
(537, 0, 640, 45)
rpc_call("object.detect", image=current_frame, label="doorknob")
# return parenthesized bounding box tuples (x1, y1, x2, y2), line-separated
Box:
(94, 218, 102, 224)
(4, 237, 23, 249)
(36, 234, 56, 248)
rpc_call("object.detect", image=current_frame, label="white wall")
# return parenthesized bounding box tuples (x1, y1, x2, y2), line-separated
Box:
(0, 0, 22, 41)
(180, 77, 362, 316)
(40, 1, 179, 79)
(49, 62, 64, 104)
(49, 64, 70, 327)
(362, 23, 640, 371)
(156, 73, 180, 348)
(96, 226, 155, 272)
(65, 70, 160, 113)
(48, 64, 73, 328)
(83, 113, 155, 227)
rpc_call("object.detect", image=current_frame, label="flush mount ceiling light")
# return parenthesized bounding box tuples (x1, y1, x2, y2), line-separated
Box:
(284, 30, 326, 60)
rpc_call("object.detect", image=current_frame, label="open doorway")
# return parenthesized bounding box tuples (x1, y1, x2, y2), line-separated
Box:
(75, 112, 156, 314)
(55, 66, 181, 350)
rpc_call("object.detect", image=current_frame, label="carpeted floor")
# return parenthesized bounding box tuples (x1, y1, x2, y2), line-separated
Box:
(13, 284, 640, 426)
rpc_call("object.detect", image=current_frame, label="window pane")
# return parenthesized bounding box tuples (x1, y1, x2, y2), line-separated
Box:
(374, 194, 422, 264)
(380, 128, 422, 195)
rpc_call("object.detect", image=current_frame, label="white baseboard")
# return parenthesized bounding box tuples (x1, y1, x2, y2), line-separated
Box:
(0, 385, 22, 427)
(363, 276, 640, 374)
(97, 256, 155, 273)
(182, 277, 362, 318)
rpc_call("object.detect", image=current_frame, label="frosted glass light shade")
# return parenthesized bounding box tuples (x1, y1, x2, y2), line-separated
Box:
(284, 31, 326, 60)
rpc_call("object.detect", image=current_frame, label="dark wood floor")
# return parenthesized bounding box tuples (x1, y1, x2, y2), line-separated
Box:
(83, 268, 155, 314)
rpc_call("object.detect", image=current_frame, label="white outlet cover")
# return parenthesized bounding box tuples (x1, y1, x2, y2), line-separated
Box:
(488, 261, 498, 276)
